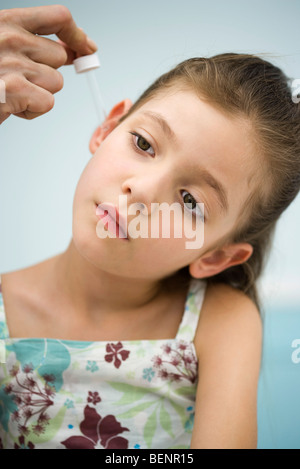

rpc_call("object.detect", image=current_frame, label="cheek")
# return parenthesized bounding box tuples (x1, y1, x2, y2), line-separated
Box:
(98, 144, 128, 176)
(74, 158, 98, 200)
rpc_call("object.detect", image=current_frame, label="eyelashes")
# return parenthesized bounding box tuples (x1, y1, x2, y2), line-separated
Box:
(129, 131, 155, 156)
(128, 131, 205, 222)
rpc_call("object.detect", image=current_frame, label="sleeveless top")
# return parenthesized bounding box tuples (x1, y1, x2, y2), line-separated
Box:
(0, 275, 207, 449)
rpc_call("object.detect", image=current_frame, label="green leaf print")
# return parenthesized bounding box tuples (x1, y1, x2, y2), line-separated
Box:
(159, 404, 175, 439)
(117, 400, 155, 419)
(175, 386, 196, 398)
(144, 407, 157, 448)
(176, 325, 193, 337)
(108, 382, 160, 405)
(24, 405, 67, 444)
(169, 400, 187, 428)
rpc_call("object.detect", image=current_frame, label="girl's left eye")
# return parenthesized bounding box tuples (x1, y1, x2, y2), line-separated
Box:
(181, 190, 205, 221)
(129, 132, 155, 156)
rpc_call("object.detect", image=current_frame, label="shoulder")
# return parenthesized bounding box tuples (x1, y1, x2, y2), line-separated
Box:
(194, 281, 262, 364)
(0, 259, 56, 337)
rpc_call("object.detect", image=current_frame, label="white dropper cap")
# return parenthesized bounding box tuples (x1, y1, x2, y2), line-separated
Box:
(73, 52, 107, 124)
(73, 52, 100, 73)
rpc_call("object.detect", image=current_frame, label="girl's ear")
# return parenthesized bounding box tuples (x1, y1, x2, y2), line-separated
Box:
(89, 98, 133, 154)
(189, 242, 253, 279)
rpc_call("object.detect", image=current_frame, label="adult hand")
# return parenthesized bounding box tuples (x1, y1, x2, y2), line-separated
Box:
(0, 5, 97, 123)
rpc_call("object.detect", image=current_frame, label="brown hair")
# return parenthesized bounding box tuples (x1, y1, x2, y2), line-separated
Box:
(118, 53, 300, 315)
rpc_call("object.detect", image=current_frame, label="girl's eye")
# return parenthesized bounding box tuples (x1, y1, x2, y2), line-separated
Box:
(181, 190, 205, 221)
(129, 132, 155, 156)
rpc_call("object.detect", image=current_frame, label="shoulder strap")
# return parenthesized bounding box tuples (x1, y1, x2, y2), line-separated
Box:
(175, 278, 207, 342)
(0, 274, 10, 339)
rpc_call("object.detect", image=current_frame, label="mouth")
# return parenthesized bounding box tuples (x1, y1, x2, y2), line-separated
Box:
(95, 202, 129, 240)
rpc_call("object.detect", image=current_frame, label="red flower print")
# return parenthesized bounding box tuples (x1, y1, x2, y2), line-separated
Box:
(104, 342, 130, 369)
(162, 344, 172, 354)
(61, 405, 129, 449)
(87, 391, 101, 405)
(32, 423, 45, 436)
(43, 373, 56, 383)
(153, 356, 162, 367)
(152, 341, 197, 384)
(178, 343, 188, 351)
(14, 435, 35, 449)
(5, 363, 55, 435)
(23, 364, 33, 374)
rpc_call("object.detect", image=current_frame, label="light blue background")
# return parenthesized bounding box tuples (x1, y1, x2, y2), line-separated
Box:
(0, 0, 299, 449)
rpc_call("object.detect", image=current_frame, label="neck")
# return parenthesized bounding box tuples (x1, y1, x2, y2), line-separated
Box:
(53, 239, 167, 316)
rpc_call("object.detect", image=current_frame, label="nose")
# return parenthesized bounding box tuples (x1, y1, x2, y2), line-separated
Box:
(121, 171, 168, 216)
(122, 184, 154, 216)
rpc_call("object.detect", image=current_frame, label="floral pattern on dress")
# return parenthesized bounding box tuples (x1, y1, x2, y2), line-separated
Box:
(14, 434, 35, 449)
(0, 278, 207, 449)
(104, 342, 130, 368)
(61, 392, 129, 449)
(152, 341, 197, 384)
(3, 361, 56, 438)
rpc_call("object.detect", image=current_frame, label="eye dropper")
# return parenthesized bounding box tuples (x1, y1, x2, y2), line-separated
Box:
(73, 52, 107, 125)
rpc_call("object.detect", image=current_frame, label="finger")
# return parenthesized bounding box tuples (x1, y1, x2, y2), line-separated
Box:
(3, 73, 55, 117)
(24, 33, 69, 69)
(2, 5, 97, 56)
(1, 55, 64, 94)
(54, 39, 77, 66)
(25, 62, 64, 95)
(13, 109, 51, 120)
(2, 26, 69, 69)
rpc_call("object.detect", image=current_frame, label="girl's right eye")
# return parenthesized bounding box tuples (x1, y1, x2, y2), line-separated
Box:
(129, 132, 155, 156)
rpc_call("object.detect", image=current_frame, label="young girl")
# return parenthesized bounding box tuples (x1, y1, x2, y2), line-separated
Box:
(0, 5, 299, 450)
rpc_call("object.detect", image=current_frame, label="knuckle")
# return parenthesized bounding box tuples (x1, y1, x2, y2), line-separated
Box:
(5, 73, 24, 94)
(52, 4, 72, 24)
(0, 29, 22, 50)
(0, 54, 22, 71)
(0, 9, 14, 24)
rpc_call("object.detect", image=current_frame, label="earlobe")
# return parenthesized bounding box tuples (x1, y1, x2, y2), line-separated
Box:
(89, 98, 133, 154)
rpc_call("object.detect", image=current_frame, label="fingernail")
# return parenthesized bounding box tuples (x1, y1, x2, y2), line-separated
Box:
(86, 36, 98, 52)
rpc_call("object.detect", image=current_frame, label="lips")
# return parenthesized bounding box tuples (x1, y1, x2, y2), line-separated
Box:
(95, 203, 128, 239)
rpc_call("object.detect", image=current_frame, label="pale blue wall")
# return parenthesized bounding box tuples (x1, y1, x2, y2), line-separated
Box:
(0, 0, 299, 449)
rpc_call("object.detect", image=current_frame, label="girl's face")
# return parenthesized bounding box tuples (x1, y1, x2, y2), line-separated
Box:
(72, 89, 256, 281)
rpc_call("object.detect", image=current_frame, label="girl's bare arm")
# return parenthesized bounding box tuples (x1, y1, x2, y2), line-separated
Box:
(190, 283, 263, 449)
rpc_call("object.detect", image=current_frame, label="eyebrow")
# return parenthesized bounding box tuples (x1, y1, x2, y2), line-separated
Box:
(140, 110, 229, 214)
(140, 111, 177, 143)
(195, 167, 229, 214)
